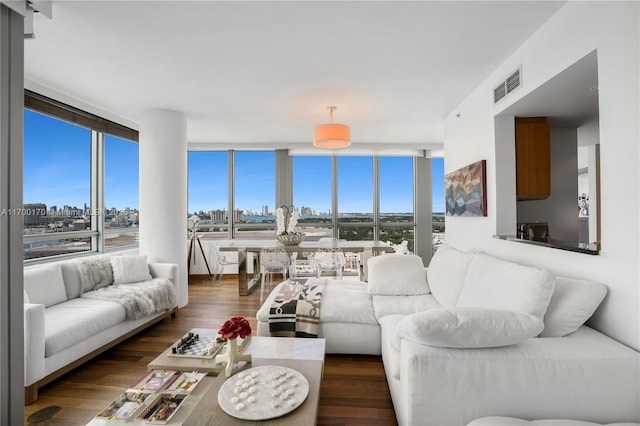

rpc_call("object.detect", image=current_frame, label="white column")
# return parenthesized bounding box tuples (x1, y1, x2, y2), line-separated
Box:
(139, 110, 188, 307)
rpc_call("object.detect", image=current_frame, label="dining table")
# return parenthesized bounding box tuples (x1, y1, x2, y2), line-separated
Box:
(217, 239, 394, 295)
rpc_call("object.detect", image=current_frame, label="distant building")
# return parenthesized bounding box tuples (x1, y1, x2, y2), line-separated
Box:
(23, 203, 46, 226)
(262, 204, 269, 215)
(234, 209, 244, 222)
(72, 219, 87, 231)
(211, 209, 227, 223)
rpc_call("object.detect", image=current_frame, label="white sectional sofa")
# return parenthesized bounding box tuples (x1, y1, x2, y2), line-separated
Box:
(257, 245, 640, 425)
(23, 255, 180, 403)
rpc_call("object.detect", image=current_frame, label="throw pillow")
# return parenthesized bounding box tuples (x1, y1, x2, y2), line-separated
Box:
(456, 252, 555, 320)
(392, 307, 544, 350)
(540, 277, 607, 337)
(23, 263, 68, 307)
(110, 255, 152, 284)
(76, 256, 114, 292)
(366, 254, 430, 295)
(426, 244, 475, 307)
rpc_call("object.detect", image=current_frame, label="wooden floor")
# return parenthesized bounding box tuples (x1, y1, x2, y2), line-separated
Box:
(24, 276, 397, 426)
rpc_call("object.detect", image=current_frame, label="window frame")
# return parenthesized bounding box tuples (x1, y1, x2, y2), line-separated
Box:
(23, 92, 139, 264)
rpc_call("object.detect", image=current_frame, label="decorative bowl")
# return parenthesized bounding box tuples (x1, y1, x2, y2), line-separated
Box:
(276, 233, 305, 245)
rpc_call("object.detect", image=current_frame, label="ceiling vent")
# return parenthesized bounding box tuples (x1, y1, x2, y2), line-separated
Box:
(493, 67, 521, 104)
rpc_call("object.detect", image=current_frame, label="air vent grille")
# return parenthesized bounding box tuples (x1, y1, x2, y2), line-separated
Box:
(506, 69, 521, 93)
(494, 83, 507, 103)
(493, 66, 521, 104)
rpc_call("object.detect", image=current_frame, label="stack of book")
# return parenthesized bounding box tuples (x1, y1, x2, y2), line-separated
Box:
(94, 369, 206, 423)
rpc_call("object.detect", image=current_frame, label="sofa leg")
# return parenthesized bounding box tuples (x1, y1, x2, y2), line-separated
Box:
(25, 383, 38, 405)
(171, 308, 178, 319)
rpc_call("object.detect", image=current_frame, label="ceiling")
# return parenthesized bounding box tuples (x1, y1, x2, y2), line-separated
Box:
(499, 50, 599, 133)
(24, 1, 566, 152)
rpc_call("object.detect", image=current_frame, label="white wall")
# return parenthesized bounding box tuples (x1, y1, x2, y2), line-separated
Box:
(443, 1, 639, 350)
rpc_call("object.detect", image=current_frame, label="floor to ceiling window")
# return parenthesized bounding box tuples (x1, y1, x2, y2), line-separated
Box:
(379, 156, 415, 252)
(292, 156, 332, 239)
(186, 151, 437, 258)
(104, 135, 139, 249)
(337, 156, 374, 241)
(233, 151, 276, 238)
(187, 151, 229, 238)
(23, 91, 139, 261)
(23, 109, 93, 259)
(432, 157, 445, 252)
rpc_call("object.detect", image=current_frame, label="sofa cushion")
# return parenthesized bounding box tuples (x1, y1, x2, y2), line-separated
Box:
(24, 263, 68, 308)
(427, 244, 474, 307)
(44, 298, 126, 357)
(60, 261, 83, 299)
(456, 252, 555, 319)
(392, 307, 544, 349)
(372, 294, 441, 321)
(367, 254, 429, 295)
(540, 277, 607, 337)
(111, 255, 152, 285)
(76, 256, 113, 292)
(379, 315, 404, 379)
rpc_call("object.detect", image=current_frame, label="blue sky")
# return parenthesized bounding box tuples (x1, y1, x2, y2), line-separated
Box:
(188, 152, 445, 214)
(24, 110, 140, 210)
(25, 109, 445, 213)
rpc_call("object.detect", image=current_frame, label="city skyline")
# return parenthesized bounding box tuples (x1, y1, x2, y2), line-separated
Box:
(25, 109, 445, 215)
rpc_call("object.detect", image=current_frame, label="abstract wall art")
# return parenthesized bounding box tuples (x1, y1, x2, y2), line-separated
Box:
(445, 159, 487, 217)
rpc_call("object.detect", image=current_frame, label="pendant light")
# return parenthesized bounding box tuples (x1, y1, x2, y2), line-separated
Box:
(313, 106, 351, 149)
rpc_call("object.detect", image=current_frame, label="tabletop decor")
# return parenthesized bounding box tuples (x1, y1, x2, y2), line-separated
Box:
(217, 365, 310, 420)
(276, 205, 305, 245)
(215, 316, 252, 377)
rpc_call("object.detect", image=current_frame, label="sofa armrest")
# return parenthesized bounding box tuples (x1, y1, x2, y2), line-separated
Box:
(24, 303, 45, 387)
(149, 263, 178, 287)
(397, 326, 640, 425)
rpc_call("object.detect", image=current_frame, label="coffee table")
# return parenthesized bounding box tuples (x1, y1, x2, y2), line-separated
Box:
(88, 334, 325, 425)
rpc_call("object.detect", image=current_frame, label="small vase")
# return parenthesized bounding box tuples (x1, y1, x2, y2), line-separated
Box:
(215, 338, 252, 377)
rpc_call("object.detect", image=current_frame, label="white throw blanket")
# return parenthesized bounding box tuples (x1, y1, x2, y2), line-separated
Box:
(81, 277, 176, 320)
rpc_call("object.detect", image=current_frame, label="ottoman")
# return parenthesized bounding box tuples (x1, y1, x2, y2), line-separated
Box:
(256, 279, 381, 355)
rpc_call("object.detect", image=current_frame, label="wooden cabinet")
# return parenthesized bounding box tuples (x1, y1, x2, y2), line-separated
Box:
(515, 117, 550, 199)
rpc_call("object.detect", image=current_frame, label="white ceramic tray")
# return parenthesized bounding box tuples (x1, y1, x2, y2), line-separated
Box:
(217, 365, 309, 421)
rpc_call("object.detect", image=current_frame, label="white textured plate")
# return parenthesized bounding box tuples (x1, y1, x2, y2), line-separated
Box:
(217, 365, 309, 421)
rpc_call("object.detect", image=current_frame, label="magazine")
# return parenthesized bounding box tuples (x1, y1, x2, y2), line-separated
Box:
(165, 371, 206, 393)
(138, 393, 188, 424)
(130, 369, 177, 392)
(94, 390, 154, 421)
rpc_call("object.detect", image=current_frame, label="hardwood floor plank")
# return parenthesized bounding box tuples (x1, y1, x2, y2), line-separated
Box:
(24, 277, 397, 425)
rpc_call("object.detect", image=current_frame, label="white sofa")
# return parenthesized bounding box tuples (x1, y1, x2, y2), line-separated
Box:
(468, 417, 640, 426)
(23, 255, 180, 403)
(257, 245, 640, 425)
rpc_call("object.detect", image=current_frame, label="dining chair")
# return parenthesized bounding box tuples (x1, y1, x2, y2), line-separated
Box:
(259, 248, 292, 303)
(394, 240, 409, 254)
(210, 245, 238, 284)
(314, 246, 346, 279)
